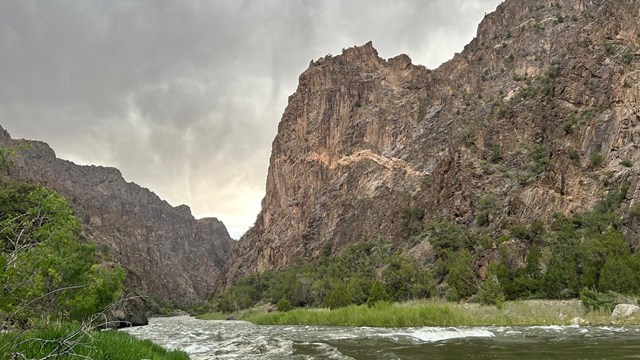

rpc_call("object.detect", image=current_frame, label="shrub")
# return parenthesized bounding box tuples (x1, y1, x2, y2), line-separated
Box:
(446, 250, 478, 300)
(367, 280, 389, 307)
(277, 298, 293, 312)
(630, 204, 640, 220)
(490, 144, 503, 163)
(459, 126, 476, 146)
(620, 159, 633, 168)
(598, 257, 639, 294)
(605, 42, 616, 55)
(476, 193, 499, 226)
(590, 151, 603, 168)
(0, 181, 124, 324)
(568, 149, 581, 166)
(401, 207, 425, 239)
(528, 144, 552, 174)
(477, 268, 505, 307)
(579, 288, 630, 312)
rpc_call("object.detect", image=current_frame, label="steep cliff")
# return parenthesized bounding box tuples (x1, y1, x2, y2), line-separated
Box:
(0, 127, 234, 306)
(221, 0, 640, 287)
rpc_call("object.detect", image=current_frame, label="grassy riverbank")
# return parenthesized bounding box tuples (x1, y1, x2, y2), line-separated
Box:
(0, 323, 189, 360)
(198, 300, 640, 327)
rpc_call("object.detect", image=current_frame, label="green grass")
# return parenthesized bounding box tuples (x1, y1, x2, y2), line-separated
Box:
(0, 323, 189, 360)
(208, 300, 640, 328)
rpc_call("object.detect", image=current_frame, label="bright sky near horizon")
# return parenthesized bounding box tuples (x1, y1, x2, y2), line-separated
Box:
(0, 0, 502, 239)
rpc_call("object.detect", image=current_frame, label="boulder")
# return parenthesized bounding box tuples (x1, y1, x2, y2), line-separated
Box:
(611, 304, 640, 319)
(102, 296, 149, 329)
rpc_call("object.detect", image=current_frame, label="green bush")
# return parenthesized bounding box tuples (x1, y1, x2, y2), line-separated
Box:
(590, 151, 604, 168)
(477, 265, 505, 307)
(0, 181, 124, 325)
(476, 193, 499, 226)
(528, 144, 552, 174)
(367, 280, 389, 307)
(277, 298, 293, 312)
(630, 204, 640, 220)
(579, 288, 630, 312)
(446, 250, 477, 300)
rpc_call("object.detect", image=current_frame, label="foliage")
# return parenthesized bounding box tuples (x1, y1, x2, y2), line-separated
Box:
(0, 323, 188, 360)
(528, 144, 552, 174)
(382, 256, 433, 302)
(590, 151, 604, 168)
(213, 239, 406, 312)
(401, 207, 424, 239)
(568, 148, 581, 166)
(630, 204, 640, 220)
(217, 182, 640, 313)
(367, 280, 389, 307)
(276, 298, 293, 312)
(475, 193, 499, 226)
(620, 159, 633, 167)
(459, 126, 476, 146)
(0, 180, 124, 325)
(579, 288, 632, 312)
(477, 266, 505, 307)
(445, 250, 477, 301)
(243, 299, 623, 327)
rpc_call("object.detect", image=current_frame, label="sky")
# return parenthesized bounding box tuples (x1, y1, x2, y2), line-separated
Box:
(0, 0, 502, 239)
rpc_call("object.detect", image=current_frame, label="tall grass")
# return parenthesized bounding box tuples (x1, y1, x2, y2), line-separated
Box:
(0, 323, 189, 360)
(241, 300, 637, 327)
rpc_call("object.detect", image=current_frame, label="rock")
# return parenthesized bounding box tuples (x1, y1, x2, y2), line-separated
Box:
(611, 304, 640, 319)
(102, 296, 149, 329)
(570, 317, 586, 326)
(0, 127, 235, 306)
(218, 0, 640, 290)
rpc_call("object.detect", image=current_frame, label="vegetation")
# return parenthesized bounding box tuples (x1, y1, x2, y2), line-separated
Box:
(0, 147, 160, 359)
(0, 180, 125, 326)
(0, 323, 188, 360)
(242, 300, 635, 327)
(207, 181, 639, 325)
(590, 151, 604, 168)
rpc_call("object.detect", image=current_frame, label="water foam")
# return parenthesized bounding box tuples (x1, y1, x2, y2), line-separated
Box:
(403, 327, 495, 343)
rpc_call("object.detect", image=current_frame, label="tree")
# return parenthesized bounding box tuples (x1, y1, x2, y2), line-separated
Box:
(477, 265, 505, 307)
(599, 257, 638, 294)
(0, 180, 124, 326)
(445, 250, 478, 301)
(382, 256, 433, 302)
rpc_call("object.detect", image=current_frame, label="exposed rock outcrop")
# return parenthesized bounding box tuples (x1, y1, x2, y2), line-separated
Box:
(220, 0, 640, 287)
(103, 295, 149, 329)
(0, 126, 234, 306)
(611, 304, 640, 319)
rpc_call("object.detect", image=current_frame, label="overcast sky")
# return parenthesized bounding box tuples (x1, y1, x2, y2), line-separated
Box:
(0, 0, 502, 239)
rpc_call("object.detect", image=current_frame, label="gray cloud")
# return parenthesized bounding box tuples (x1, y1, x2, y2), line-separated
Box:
(0, 0, 501, 238)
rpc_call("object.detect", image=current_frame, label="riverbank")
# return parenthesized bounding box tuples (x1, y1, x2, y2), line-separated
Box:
(0, 323, 189, 360)
(197, 300, 640, 327)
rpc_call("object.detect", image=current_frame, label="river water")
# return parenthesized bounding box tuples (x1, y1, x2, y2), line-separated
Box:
(121, 316, 640, 359)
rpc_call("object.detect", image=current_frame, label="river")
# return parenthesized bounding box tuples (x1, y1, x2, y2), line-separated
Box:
(121, 316, 640, 359)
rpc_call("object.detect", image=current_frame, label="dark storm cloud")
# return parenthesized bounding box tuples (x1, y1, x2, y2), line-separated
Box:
(0, 0, 501, 238)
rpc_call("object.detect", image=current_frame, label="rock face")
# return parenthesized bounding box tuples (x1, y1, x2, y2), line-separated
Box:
(221, 0, 640, 287)
(0, 127, 234, 306)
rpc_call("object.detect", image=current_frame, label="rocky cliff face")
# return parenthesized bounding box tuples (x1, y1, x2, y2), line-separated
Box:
(221, 0, 640, 287)
(0, 127, 234, 306)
